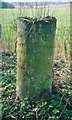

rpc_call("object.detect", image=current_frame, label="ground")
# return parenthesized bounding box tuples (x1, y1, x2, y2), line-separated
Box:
(0, 51, 72, 120)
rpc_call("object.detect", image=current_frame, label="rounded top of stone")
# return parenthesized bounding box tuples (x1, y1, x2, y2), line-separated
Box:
(17, 16, 57, 24)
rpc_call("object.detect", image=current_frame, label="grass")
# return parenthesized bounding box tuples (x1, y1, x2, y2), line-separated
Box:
(1, 5, 70, 61)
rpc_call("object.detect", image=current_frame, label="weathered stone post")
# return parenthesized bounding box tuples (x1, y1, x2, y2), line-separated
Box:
(16, 17, 56, 101)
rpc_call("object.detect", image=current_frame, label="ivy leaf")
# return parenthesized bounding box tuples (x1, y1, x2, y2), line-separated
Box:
(53, 109, 59, 114)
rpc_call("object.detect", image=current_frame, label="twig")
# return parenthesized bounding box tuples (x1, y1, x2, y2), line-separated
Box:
(58, 99, 68, 119)
(9, 112, 17, 120)
(54, 83, 72, 108)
